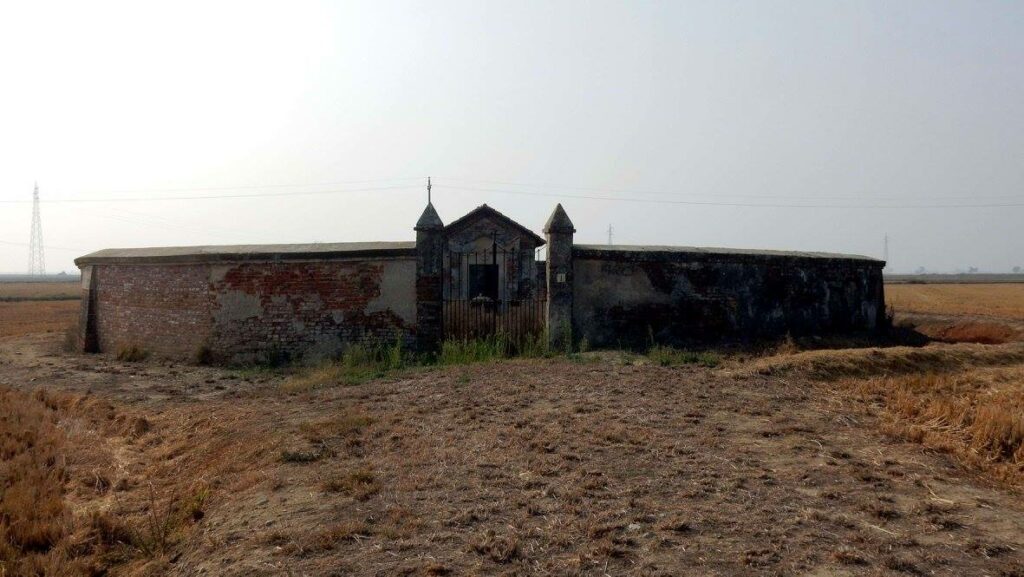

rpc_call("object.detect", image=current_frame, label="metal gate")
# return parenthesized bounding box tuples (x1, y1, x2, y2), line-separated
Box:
(442, 239, 545, 343)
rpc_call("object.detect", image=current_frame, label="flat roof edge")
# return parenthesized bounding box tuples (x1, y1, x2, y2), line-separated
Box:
(573, 244, 884, 265)
(75, 243, 417, 267)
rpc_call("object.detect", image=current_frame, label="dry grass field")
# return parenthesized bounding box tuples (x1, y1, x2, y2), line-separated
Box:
(0, 301, 80, 338)
(887, 283, 1024, 320)
(3, 340, 1024, 576)
(2, 286, 1024, 575)
(0, 281, 80, 338)
(0, 282, 80, 301)
(848, 367, 1024, 486)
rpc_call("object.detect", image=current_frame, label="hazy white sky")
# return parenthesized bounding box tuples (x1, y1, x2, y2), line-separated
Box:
(1, 0, 1021, 274)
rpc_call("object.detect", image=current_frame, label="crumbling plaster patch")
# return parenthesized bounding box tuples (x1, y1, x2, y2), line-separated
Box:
(214, 291, 263, 323)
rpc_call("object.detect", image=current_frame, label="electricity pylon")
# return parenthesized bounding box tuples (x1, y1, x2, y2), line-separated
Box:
(28, 183, 45, 275)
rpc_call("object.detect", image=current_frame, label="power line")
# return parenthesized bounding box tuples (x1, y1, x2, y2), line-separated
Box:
(436, 176, 1024, 202)
(437, 183, 1024, 209)
(16, 176, 424, 196)
(0, 183, 422, 204)
(92, 205, 270, 241)
(0, 239, 80, 252)
(88, 212, 257, 243)
(1, 173, 1019, 207)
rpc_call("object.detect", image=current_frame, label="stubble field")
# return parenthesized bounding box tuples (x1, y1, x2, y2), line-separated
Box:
(887, 282, 1024, 320)
(0, 281, 80, 337)
(0, 281, 80, 302)
(0, 301, 79, 338)
(1, 281, 1023, 576)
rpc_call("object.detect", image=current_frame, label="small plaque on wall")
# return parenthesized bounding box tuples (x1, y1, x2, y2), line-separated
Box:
(556, 273, 566, 283)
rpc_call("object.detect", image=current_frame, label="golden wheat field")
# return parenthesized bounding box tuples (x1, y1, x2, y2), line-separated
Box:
(887, 282, 1024, 320)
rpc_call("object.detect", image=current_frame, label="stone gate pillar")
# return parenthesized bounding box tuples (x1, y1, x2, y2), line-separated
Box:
(544, 204, 575, 349)
(415, 203, 444, 353)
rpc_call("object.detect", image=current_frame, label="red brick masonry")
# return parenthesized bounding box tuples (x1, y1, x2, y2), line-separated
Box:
(82, 255, 416, 364)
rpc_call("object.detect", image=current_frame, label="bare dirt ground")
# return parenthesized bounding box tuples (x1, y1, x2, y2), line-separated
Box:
(2, 329, 1023, 576)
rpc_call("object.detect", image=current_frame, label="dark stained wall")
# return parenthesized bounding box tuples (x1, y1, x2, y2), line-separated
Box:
(572, 246, 886, 348)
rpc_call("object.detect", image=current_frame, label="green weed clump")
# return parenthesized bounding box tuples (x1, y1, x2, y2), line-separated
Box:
(281, 338, 408, 392)
(517, 332, 550, 359)
(439, 332, 553, 365)
(647, 345, 720, 368)
(439, 334, 511, 365)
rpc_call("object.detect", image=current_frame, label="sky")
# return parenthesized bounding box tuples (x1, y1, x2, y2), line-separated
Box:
(0, 0, 1021, 274)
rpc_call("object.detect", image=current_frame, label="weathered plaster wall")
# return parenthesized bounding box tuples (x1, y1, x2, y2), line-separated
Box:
(85, 256, 417, 363)
(573, 247, 885, 347)
(208, 258, 416, 364)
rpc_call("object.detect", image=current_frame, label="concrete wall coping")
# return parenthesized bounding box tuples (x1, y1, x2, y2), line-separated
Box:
(75, 241, 417, 266)
(573, 244, 884, 266)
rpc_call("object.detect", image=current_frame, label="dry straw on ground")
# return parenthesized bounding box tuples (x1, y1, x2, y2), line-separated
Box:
(0, 387, 210, 576)
(0, 301, 79, 337)
(888, 283, 1024, 320)
(843, 366, 1024, 486)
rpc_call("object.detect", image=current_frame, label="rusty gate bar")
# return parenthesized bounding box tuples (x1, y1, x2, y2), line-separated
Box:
(442, 247, 546, 345)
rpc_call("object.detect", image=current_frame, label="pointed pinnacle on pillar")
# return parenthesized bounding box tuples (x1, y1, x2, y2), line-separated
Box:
(415, 202, 444, 231)
(543, 203, 575, 234)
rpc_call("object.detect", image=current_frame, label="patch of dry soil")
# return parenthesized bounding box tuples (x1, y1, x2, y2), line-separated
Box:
(1, 332, 1023, 576)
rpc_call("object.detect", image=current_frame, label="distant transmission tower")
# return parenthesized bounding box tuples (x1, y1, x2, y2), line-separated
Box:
(607, 224, 614, 246)
(28, 183, 45, 275)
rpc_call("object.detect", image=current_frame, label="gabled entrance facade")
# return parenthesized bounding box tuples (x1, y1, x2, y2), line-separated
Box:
(441, 205, 547, 342)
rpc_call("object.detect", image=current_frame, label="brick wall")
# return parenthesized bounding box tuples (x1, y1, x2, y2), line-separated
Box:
(208, 258, 415, 364)
(93, 264, 214, 359)
(86, 257, 416, 363)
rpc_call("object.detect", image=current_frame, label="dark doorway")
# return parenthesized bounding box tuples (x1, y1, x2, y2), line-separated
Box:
(468, 263, 499, 300)
(442, 245, 545, 343)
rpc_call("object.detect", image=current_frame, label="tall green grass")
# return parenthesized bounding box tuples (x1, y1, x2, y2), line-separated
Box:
(439, 334, 510, 365)
(438, 332, 551, 365)
(281, 338, 408, 392)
